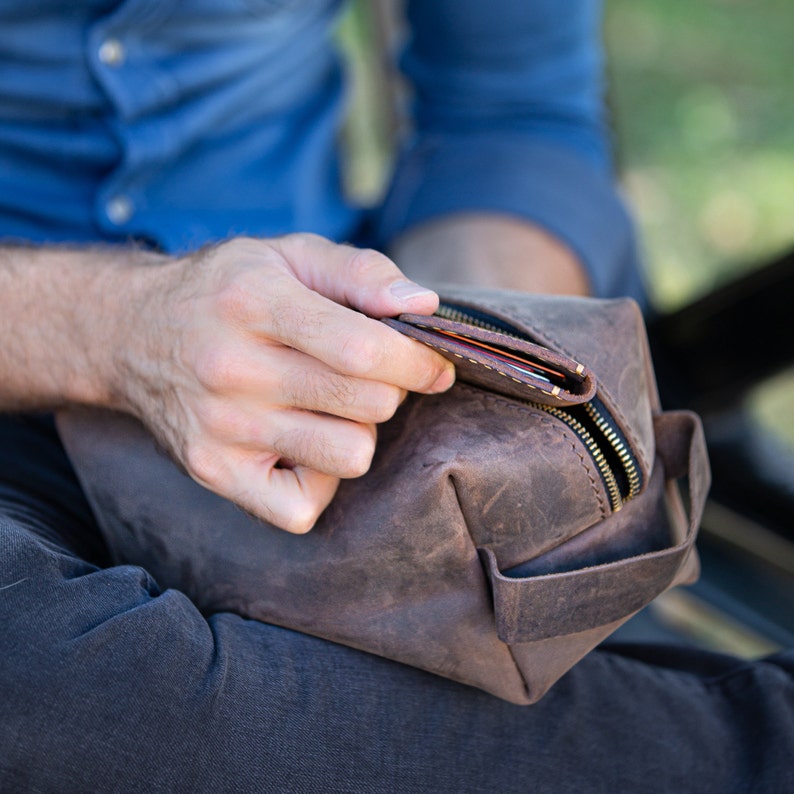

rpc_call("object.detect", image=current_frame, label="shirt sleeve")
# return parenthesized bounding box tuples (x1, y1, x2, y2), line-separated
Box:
(374, 0, 644, 301)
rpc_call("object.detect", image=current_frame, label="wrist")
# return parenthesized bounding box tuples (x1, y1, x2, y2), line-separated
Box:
(97, 251, 181, 417)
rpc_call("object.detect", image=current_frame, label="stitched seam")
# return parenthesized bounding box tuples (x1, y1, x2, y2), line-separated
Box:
(412, 321, 584, 378)
(459, 385, 608, 518)
(415, 339, 559, 397)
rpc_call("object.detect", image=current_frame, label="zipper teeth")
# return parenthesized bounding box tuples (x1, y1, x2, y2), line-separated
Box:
(532, 403, 624, 513)
(437, 301, 642, 511)
(582, 402, 642, 502)
(435, 304, 524, 341)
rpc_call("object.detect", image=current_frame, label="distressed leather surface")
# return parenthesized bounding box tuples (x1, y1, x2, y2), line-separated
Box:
(435, 288, 658, 480)
(56, 289, 709, 705)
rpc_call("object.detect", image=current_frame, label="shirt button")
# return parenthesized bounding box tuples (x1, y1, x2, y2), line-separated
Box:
(98, 38, 126, 67)
(106, 195, 134, 225)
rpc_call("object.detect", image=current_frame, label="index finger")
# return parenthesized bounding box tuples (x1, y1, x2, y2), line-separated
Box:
(264, 276, 455, 394)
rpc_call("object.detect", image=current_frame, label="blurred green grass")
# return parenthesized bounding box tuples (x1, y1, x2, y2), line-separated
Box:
(605, 0, 794, 310)
(604, 0, 794, 443)
(339, 0, 794, 310)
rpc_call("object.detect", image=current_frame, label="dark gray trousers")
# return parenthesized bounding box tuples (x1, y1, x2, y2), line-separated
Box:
(1, 414, 792, 793)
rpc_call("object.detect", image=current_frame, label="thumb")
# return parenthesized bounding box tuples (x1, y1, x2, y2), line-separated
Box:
(277, 233, 440, 319)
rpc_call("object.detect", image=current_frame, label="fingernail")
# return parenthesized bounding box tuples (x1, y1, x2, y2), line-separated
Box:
(390, 280, 436, 302)
(429, 366, 456, 393)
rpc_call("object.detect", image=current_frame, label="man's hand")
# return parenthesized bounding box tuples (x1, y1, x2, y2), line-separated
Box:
(0, 216, 584, 535)
(115, 234, 455, 533)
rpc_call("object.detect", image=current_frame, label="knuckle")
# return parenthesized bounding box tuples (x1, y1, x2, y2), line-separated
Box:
(291, 231, 325, 247)
(347, 247, 390, 280)
(215, 277, 253, 323)
(184, 442, 224, 488)
(221, 235, 257, 258)
(339, 427, 377, 478)
(280, 232, 325, 259)
(336, 332, 386, 378)
(414, 353, 447, 391)
(283, 500, 323, 535)
(342, 457, 370, 479)
(212, 250, 285, 324)
(197, 401, 245, 441)
(367, 385, 403, 424)
(193, 347, 243, 392)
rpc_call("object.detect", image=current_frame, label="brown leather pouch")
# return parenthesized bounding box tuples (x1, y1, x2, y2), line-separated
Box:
(56, 287, 710, 705)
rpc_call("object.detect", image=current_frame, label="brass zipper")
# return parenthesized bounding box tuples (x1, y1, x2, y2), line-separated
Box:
(435, 302, 527, 341)
(435, 301, 642, 511)
(531, 402, 624, 513)
(582, 401, 642, 502)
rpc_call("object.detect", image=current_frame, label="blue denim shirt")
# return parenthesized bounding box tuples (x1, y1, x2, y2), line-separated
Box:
(0, 0, 641, 298)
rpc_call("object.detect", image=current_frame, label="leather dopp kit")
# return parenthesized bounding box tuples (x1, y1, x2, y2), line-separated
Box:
(57, 286, 710, 705)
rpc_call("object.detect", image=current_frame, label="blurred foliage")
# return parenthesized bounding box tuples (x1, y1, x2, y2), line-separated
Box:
(605, 0, 794, 310)
(336, 2, 397, 206)
(605, 0, 794, 443)
(339, 0, 794, 309)
(748, 365, 794, 444)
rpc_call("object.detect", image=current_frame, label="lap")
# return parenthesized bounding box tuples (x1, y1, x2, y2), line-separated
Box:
(1, 414, 792, 792)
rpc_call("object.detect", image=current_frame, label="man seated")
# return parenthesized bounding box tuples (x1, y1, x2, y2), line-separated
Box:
(1, 1, 791, 790)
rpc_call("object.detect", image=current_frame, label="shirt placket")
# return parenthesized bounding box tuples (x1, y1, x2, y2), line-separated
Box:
(86, 0, 170, 236)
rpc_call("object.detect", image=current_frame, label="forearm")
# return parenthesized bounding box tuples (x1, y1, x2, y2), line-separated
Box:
(391, 213, 591, 296)
(0, 244, 169, 412)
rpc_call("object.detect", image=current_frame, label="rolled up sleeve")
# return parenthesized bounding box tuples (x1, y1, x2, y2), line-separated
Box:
(375, 0, 644, 300)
